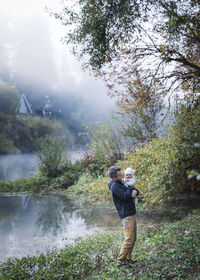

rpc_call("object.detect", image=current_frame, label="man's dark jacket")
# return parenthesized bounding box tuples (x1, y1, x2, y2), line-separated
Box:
(108, 179, 139, 219)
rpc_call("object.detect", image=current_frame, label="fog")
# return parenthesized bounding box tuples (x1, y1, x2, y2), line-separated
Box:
(0, 150, 87, 182)
(0, 1, 115, 182)
(0, 154, 38, 181)
(0, 0, 114, 119)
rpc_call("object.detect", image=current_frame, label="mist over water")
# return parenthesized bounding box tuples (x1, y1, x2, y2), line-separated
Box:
(0, 154, 38, 181)
(0, 150, 87, 182)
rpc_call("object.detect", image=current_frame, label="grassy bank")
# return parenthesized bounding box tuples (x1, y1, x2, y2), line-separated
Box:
(0, 204, 199, 280)
(0, 176, 51, 193)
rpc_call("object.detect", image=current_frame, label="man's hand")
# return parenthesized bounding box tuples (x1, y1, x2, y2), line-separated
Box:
(131, 190, 137, 198)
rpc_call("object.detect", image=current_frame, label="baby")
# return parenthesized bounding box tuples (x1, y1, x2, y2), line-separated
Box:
(124, 167, 136, 188)
(124, 167, 138, 204)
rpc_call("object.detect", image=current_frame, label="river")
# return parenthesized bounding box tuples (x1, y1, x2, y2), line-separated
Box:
(0, 193, 119, 263)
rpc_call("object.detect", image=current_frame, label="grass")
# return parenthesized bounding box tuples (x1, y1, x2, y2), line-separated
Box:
(0, 203, 199, 280)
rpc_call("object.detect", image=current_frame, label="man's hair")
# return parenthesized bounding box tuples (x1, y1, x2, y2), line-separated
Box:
(108, 166, 121, 179)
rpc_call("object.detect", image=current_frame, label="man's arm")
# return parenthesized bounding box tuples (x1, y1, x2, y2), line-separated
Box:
(111, 183, 133, 201)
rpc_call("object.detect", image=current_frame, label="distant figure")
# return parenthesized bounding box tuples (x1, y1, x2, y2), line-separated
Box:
(108, 166, 139, 269)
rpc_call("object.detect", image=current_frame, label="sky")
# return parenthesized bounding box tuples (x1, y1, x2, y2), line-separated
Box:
(0, 0, 114, 116)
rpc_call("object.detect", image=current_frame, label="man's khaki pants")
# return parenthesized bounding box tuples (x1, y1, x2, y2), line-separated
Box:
(117, 214, 137, 264)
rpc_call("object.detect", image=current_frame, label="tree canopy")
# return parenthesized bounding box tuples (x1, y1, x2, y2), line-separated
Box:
(55, 0, 200, 109)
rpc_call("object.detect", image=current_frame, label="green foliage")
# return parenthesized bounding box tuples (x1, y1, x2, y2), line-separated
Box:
(36, 136, 66, 178)
(54, 0, 143, 69)
(0, 133, 18, 153)
(169, 104, 200, 190)
(118, 136, 179, 203)
(0, 82, 20, 113)
(115, 104, 161, 147)
(64, 172, 111, 202)
(49, 161, 83, 189)
(0, 114, 62, 153)
(118, 103, 200, 202)
(0, 176, 48, 193)
(82, 175, 111, 202)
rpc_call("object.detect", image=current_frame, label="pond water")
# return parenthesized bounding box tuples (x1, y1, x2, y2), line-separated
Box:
(0, 193, 119, 263)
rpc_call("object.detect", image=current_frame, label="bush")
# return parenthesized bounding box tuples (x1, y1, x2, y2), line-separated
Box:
(82, 175, 111, 201)
(49, 161, 83, 189)
(80, 152, 111, 177)
(36, 136, 66, 178)
(117, 103, 200, 203)
(118, 136, 179, 203)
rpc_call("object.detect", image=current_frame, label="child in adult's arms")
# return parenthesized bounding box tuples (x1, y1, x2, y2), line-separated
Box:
(123, 167, 138, 204)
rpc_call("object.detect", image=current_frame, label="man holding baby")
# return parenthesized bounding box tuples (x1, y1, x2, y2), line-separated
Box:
(108, 165, 139, 269)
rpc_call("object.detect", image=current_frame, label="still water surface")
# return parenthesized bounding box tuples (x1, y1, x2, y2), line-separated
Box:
(0, 194, 119, 263)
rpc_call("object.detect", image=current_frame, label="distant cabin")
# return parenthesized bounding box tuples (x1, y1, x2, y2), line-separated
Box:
(15, 94, 33, 116)
(15, 94, 55, 118)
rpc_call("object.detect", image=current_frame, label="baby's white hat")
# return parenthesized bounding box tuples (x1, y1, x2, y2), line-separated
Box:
(124, 167, 135, 175)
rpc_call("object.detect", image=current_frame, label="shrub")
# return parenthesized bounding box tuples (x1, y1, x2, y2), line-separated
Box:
(80, 152, 111, 177)
(36, 136, 66, 178)
(50, 161, 83, 189)
(118, 136, 179, 203)
(84, 176, 111, 201)
(118, 103, 200, 203)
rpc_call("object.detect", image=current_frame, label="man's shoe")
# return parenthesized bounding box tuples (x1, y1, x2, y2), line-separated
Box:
(117, 263, 130, 269)
(126, 259, 137, 265)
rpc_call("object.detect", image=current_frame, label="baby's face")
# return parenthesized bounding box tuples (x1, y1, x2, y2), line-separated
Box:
(125, 174, 133, 179)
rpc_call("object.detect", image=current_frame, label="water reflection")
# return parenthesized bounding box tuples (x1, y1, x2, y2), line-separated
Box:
(0, 194, 119, 263)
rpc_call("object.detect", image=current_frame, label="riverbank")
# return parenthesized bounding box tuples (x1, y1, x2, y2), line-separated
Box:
(0, 200, 199, 280)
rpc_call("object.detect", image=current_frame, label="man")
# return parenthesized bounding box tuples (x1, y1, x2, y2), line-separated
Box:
(108, 165, 139, 268)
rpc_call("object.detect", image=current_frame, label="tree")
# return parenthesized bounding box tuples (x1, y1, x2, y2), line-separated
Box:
(0, 83, 20, 113)
(54, 0, 200, 108)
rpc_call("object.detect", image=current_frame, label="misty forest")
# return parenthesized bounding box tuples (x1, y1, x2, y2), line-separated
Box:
(0, 1, 200, 280)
